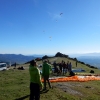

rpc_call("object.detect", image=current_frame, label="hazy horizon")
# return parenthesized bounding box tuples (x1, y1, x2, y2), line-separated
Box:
(1, 52, 100, 57)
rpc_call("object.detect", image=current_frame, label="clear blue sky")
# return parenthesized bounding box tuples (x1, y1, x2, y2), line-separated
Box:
(0, 0, 100, 55)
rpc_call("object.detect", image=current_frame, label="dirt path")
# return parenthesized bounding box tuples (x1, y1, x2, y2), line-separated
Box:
(53, 82, 83, 96)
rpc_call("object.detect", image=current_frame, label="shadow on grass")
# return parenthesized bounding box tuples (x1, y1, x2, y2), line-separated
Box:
(14, 90, 49, 100)
(14, 94, 30, 100)
(40, 89, 49, 94)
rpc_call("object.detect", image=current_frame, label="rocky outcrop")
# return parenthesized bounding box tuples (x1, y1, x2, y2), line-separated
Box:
(55, 52, 69, 58)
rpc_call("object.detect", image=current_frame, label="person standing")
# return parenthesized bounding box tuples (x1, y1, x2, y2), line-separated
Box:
(59, 62, 62, 73)
(76, 61, 77, 67)
(29, 60, 43, 100)
(62, 61, 66, 75)
(14, 62, 16, 68)
(68, 62, 75, 76)
(53, 61, 58, 73)
(42, 60, 52, 90)
(68, 62, 72, 73)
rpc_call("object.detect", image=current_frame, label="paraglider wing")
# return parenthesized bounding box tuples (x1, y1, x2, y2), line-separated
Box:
(60, 13, 63, 15)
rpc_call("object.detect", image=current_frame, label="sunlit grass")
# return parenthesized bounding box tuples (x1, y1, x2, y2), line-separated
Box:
(0, 57, 100, 100)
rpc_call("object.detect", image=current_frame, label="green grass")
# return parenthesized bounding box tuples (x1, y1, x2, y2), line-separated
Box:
(0, 57, 100, 100)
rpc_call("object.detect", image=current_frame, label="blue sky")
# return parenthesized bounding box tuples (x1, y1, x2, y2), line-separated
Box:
(0, 0, 100, 55)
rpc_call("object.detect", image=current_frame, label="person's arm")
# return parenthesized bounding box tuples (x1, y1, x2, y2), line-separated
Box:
(42, 63, 44, 76)
(49, 64, 53, 73)
(36, 68, 43, 90)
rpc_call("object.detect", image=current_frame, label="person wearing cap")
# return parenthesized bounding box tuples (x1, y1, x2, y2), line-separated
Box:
(29, 60, 43, 100)
(42, 60, 52, 90)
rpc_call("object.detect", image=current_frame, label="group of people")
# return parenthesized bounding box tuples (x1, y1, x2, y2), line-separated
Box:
(29, 59, 74, 100)
(53, 60, 72, 75)
(29, 59, 52, 100)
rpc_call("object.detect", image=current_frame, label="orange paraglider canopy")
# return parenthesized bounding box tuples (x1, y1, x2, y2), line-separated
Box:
(41, 75, 100, 83)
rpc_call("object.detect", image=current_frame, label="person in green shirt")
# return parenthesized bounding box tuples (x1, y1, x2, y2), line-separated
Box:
(42, 60, 52, 90)
(29, 60, 43, 100)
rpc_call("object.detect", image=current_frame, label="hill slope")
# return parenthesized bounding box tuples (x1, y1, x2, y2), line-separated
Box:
(0, 56, 100, 100)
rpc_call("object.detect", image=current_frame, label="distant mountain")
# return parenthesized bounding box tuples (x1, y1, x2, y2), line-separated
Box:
(83, 53, 100, 56)
(69, 53, 100, 57)
(25, 54, 44, 57)
(77, 56, 100, 69)
(0, 54, 37, 64)
(26, 54, 54, 57)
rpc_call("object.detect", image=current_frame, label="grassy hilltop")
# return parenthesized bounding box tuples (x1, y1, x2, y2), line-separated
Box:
(0, 56, 100, 100)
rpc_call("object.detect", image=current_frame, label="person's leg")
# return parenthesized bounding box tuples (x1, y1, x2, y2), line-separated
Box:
(63, 68, 65, 75)
(34, 84, 40, 100)
(60, 67, 62, 73)
(54, 67, 56, 73)
(56, 68, 59, 76)
(65, 68, 67, 74)
(43, 76, 46, 90)
(69, 70, 71, 75)
(29, 82, 35, 100)
(46, 76, 52, 88)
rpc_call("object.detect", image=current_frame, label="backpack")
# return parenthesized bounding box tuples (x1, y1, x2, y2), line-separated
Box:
(69, 71, 75, 76)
